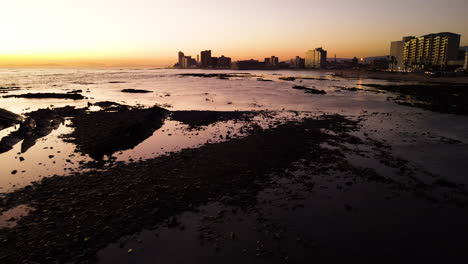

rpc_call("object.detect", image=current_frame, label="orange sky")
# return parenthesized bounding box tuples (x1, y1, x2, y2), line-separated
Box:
(1, 0, 467, 67)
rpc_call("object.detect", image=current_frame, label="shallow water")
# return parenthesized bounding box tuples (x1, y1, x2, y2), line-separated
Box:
(1, 68, 468, 192)
(2, 68, 468, 262)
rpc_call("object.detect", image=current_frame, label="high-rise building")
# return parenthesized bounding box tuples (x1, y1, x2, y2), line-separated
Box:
(181, 56, 197, 68)
(305, 48, 327, 69)
(389, 36, 413, 70)
(400, 32, 461, 70)
(200, 50, 212, 68)
(178, 51, 185, 68)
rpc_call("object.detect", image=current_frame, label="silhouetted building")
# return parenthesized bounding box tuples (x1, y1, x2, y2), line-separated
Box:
(290, 56, 305, 69)
(217, 56, 232, 68)
(271, 56, 279, 66)
(305, 48, 327, 68)
(401, 32, 461, 70)
(370, 58, 390, 70)
(210, 57, 218, 68)
(182, 56, 197, 68)
(178, 51, 185, 68)
(231, 60, 266, 70)
(201, 50, 212, 68)
(264, 56, 279, 69)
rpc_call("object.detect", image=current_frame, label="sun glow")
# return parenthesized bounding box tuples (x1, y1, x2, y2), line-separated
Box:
(1, 0, 467, 67)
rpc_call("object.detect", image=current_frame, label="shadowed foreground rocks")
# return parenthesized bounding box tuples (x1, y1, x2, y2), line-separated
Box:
(0, 108, 23, 131)
(0, 109, 466, 263)
(0, 115, 368, 263)
(1, 112, 466, 263)
(64, 106, 169, 160)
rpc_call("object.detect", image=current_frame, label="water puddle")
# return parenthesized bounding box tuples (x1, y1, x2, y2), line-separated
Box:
(0, 204, 34, 229)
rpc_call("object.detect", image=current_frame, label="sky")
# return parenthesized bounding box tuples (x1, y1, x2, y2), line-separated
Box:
(1, 0, 467, 67)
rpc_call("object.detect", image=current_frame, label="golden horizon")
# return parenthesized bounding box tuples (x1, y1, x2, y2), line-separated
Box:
(1, 0, 467, 67)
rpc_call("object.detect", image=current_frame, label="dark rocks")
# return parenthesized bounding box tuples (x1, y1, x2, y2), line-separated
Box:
(171, 111, 257, 128)
(0, 86, 22, 95)
(257, 78, 273, 82)
(0, 108, 23, 131)
(279, 77, 296, 81)
(93, 101, 123, 108)
(66, 89, 83, 94)
(121, 89, 153, 94)
(2, 93, 84, 100)
(64, 106, 169, 160)
(334, 86, 361, 92)
(0, 108, 69, 154)
(433, 179, 458, 188)
(292, 86, 327, 95)
(0, 114, 364, 263)
(177, 73, 251, 79)
(360, 83, 468, 115)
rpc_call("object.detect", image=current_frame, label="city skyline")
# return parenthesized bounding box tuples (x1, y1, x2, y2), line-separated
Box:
(1, 0, 468, 67)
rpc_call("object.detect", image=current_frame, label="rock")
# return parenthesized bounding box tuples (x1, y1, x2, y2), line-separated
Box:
(121, 89, 153, 94)
(0, 108, 23, 130)
(2, 93, 84, 100)
(292, 86, 326, 95)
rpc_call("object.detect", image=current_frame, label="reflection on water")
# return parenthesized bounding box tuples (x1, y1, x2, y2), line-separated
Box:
(1, 68, 468, 194)
(0, 204, 34, 229)
(0, 109, 64, 154)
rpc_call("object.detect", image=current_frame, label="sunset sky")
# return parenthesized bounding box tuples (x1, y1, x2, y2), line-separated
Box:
(1, 0, 467, 67)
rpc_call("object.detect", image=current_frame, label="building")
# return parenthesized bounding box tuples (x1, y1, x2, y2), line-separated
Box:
(270, 56, 279, 66)
(176, 51, 197, 69)
(182, 56, 197, 68)
(389, 36, 413, 70)
(289, 56, 305, 69)
(210, 57, 218, 68)
(400, 32, 461, 70)
(178, 51, 185, 68)
(231, 60, 266, 70)
(465, 51, 468, 71)
(264, 56, 279, 69)
(305, 48, 327, 69)
(217, 56, 232, 68)
(200, 50, 212, 68)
